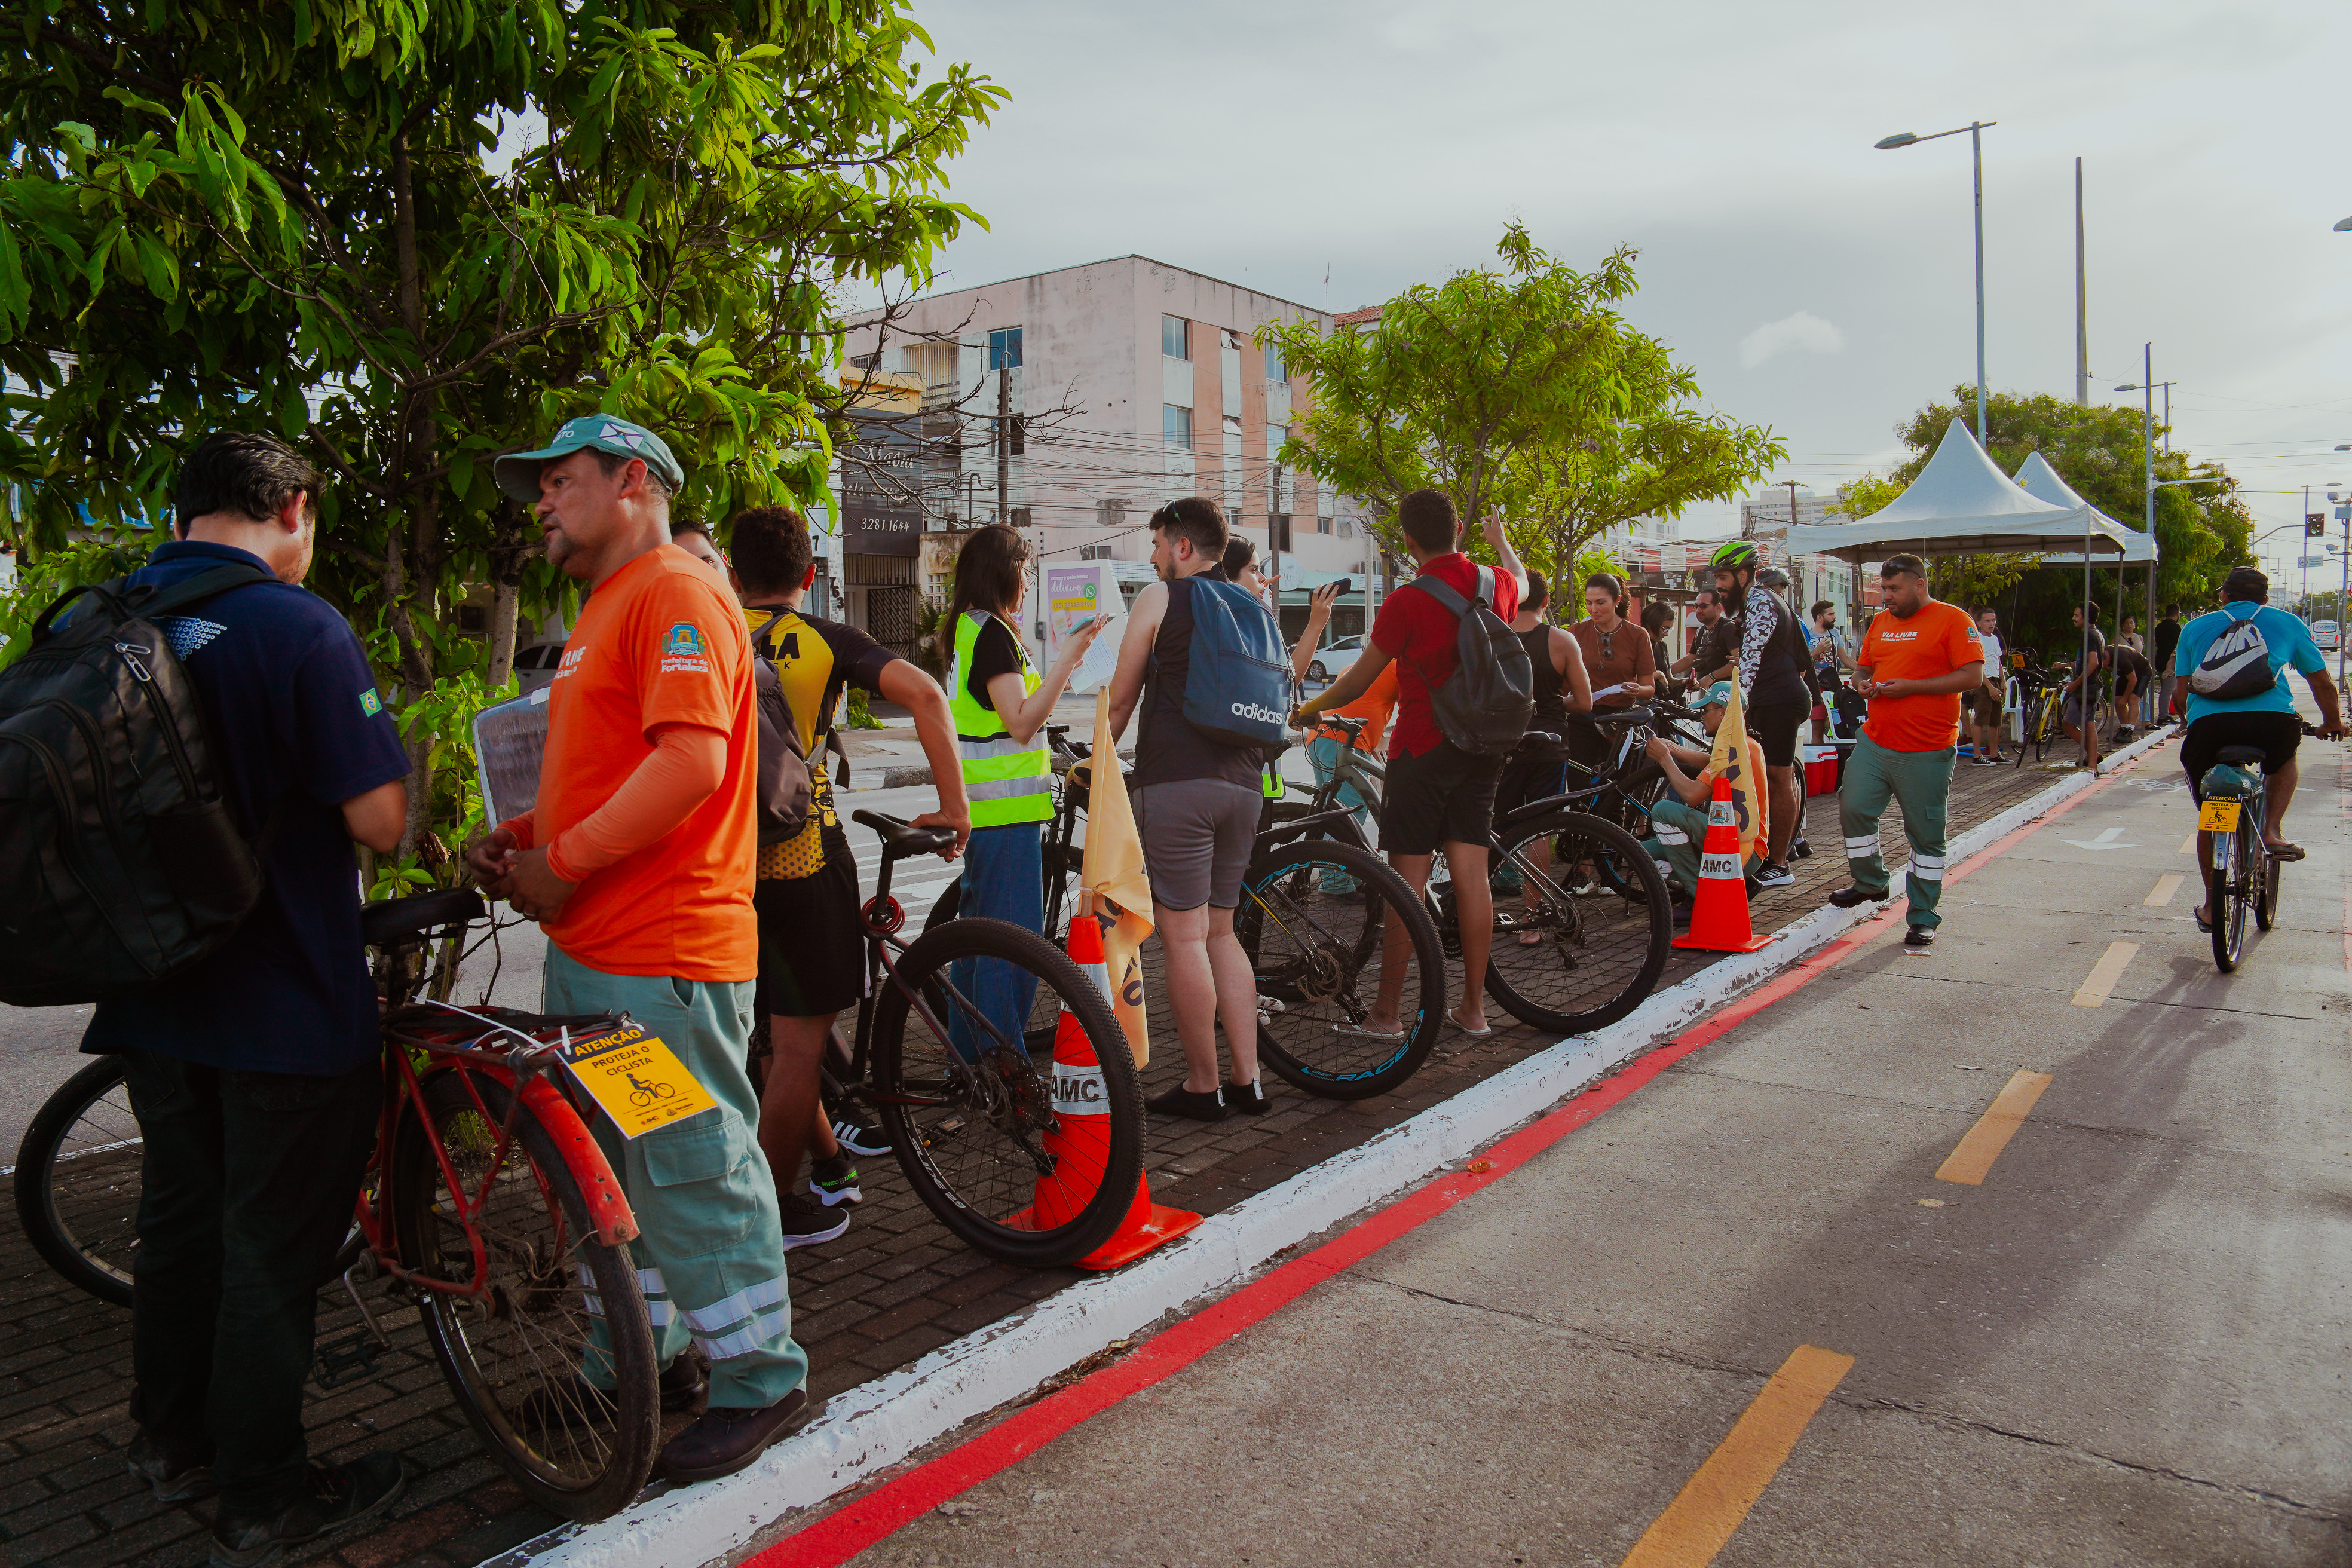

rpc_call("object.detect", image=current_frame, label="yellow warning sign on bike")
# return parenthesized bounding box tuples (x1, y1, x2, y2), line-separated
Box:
(561, 1023, 714, 1138)
(2198, 797, 2243, 834)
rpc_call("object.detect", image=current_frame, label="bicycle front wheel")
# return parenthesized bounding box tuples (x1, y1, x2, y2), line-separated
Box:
(1486, 810, 1671, 1034)
(1238, 838, 1445, 1099)
(14, 1055, 140, 1307)
(870, 916, 1142, 1266)
(391, 1070, 659, 1521)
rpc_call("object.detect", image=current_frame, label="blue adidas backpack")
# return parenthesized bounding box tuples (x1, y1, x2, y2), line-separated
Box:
(1175, 576, 1290, 749)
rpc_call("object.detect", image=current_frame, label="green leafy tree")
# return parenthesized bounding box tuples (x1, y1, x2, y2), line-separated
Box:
(1835, 388, 2252, 657)
(1263, 224, 1783, 581)
(0, 1, 1001, 864)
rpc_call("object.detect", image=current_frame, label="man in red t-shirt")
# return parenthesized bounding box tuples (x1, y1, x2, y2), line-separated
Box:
(1296, 488, 1525, 1037)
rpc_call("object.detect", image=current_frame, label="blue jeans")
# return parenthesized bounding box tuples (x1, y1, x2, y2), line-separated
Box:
(1306, 736, 1374, 893)
(949, 822, 1044, 1061)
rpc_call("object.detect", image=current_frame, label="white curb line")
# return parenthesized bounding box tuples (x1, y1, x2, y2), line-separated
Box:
(493, 727, 2176, 1568)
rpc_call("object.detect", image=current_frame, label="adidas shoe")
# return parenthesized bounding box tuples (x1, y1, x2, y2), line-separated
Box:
(830, 1119, 890, 1158)
(810, 1154, 863, 1207)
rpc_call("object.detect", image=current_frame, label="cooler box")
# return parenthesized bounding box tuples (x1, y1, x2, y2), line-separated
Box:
(1802, 743, 1841, 795)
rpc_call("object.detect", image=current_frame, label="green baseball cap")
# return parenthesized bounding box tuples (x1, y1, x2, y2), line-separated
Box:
(495, 415, 684, 504)
(1701, 681, 1735, 708)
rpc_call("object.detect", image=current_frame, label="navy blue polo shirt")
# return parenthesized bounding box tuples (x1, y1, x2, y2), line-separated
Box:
(81, 542, 411, 1075)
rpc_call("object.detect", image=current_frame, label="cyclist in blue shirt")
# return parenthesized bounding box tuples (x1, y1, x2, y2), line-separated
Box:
(84, 432, 413, 1564)
(2175, 566, 2343, 926)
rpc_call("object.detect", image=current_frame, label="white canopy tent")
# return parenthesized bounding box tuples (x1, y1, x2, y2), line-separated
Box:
(1784, 420, 2131, 565)
(2013, 451, 2156, 565)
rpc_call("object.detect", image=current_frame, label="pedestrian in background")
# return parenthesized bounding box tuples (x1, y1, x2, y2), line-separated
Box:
(1640, 599, 1674, 693)
(1708, 543, 1811, 890)
(470, 416, 811, 1483)
(1106, 497, 1282, 1117)
(1566, 571, 1655, 782)
(1670, 588, 1728, 693)
(1808, 599, 1858, 743)
(2153, 606, 2183, 718)
(2060, 601, 2108, 768)
(1826, 553, 1984, 951)
(1968, 607, 2007, 764)
(94, 433, 413, 1563)
(1494, 568, 1594, 939)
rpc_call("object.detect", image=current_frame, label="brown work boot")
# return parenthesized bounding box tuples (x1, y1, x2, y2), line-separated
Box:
(659, 1388, 822, 1483)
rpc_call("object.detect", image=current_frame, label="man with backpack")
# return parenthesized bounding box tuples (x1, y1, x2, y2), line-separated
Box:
(65, 433, 414, 1561)
(724, 505, 968, 1248)
(2176, 567, 2344, 928)
(1708, 541, 1813, 890)
(465, 416, 812, 1484)
(1104, 497, 1290, 1118)
(1293, 489, 1529, 1039)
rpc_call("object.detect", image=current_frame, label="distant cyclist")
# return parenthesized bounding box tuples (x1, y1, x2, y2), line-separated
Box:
(1708, 542, 1813, 889)
(2175, 567, 2344, 930)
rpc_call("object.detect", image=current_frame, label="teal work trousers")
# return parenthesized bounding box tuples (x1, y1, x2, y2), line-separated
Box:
(544, 944, 808, 1409)
(1640, 797, 1762, 896)
(1838, 734, 1955, 929)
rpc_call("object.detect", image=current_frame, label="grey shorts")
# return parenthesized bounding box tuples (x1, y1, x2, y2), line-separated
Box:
(1132, 778, 1261, 911)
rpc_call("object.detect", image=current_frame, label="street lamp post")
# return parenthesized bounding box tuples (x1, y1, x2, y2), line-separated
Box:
(1876, 121, 1996, 445)
(2113, 348, 2169, 647)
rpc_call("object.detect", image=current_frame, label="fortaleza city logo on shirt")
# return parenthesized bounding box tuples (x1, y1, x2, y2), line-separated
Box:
(359, 687, 382, 717)
(660, 621, 710, 673)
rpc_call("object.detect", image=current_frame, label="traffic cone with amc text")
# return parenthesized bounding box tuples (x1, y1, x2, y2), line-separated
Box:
(1673, 775, 1772, 953)
(1003, 913, 1202, 1269)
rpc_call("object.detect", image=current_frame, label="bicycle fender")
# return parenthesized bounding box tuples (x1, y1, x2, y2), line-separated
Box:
(515, 1073, 641, 1247)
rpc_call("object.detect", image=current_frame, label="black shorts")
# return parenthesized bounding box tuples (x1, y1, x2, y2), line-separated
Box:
(1379, 741, 1505, 856)
(2181, 710, 2303, 802)
(1494, 740, 1567, 822)
(754, 855, 865, 1018)
(1747, 697, 1808, 768)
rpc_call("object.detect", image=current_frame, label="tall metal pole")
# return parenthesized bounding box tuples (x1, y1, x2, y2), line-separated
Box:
(2142, 344, 2157, 656)
(2302, 486, 2314, 612)
(1972, 123, 1988, 444)
(2074, 158, 2088, 406)
(2338, 494, 2347, 691)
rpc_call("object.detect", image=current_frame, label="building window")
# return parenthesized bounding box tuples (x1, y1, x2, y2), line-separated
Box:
(1267, 423, 1287, 463)
(987, 326, 1022, 370)
(1316, 514, 1333, 535)
(1080, 544, 1114, 561)
(1264, 339, 1285, 383)
(1163, 405, 1192, 449)
(1221, 328, 1241, 351)
(1162, 316, 1189, 360)
(851, 352, 880, 370)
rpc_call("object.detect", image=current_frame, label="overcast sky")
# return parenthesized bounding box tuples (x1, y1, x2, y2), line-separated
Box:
(890, 0, 2352, 577)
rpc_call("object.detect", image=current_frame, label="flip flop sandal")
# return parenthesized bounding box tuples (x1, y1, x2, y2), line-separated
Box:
(2267, 843, 2307, 862)
(1516, 930, 1548, 947)
(1446, 1010, 1495, 1039)
(2193, 908, 2215, 934)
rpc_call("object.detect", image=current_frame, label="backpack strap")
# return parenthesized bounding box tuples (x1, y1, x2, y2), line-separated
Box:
(1409, 571, 1469, 618)
(130, 562, 281, 621)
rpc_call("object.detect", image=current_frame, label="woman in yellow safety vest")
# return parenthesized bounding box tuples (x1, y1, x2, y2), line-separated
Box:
(944, 526, 1111, 975)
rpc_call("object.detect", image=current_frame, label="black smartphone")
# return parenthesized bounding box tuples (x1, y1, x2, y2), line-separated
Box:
(1330, 577, 1353, 598)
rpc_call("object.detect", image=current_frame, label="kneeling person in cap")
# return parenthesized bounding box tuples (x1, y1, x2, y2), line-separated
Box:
(464, 417, 813, 1483)
(1640, 682, 1768, 909)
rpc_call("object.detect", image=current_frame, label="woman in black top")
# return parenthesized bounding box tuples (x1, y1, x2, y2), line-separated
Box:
(1641, 601, 1676, 699)
(1494, 570, 1594, 939)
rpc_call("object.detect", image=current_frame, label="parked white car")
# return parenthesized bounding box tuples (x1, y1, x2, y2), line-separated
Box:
(1304, 635, 1366, 684)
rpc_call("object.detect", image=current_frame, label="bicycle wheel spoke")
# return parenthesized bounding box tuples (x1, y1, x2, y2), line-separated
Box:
(1243, 853, 1432, 1088)
(1487, 827, 1653, 1022)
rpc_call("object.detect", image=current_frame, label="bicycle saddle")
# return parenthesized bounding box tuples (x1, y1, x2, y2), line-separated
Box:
(1517, 730, 1561, 750)
(2213, 746, 2268, 766)
(361, 886, 486, 948)
(853, 808, 958, 859)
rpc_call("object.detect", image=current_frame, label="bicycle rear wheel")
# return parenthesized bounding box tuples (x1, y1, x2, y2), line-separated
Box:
(2255, 813, 2281, 932)
(1486, 810, 1671, 1034)
(869, 917, 1141, 1266)
(1237, 839, 1445, 1099)
(392, 1071, 658, 1521)
(14, 1056, 140, 1307)
(2209, 823, 2249, 972)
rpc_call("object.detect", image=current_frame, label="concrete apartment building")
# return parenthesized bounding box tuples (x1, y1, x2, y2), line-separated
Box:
(841, 256, 1387, 657)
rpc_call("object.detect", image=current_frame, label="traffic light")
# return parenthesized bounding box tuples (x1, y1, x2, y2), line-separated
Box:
(2307, 514, 2326, 537)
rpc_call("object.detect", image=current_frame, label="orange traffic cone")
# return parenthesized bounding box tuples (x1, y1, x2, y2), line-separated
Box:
(1004, 914, 1202, 1269)
(1672, 775, 1772, 953)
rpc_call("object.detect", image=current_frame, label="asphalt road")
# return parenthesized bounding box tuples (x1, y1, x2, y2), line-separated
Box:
(835, 728, 2352, 1566)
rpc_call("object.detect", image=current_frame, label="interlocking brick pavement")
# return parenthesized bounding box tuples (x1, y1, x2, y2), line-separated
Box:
(0, 756, 2065, 1567)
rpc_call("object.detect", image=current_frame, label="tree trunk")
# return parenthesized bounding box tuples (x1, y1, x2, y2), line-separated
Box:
(486, 497, 531, 691)
(488, 580, 520, 690)
(390, 114, 440, 861)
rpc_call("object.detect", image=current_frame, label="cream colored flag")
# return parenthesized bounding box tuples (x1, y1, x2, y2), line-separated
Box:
(1080, 685, 1154, 1068)
(1705, 681, 1766, 862)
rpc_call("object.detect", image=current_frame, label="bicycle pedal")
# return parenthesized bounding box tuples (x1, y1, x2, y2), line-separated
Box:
(313, 1331, 383, 1389)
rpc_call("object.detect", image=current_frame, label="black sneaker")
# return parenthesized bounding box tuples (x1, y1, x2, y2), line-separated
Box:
(830, 1119, 890, 1158)
(1146, 1085, 1229, 1122)
(1752, 860, 1794, 889)
(1790, 838, 1812, 859)
(1904, 924, 1936, 950)
(777, 1192, 850, 1251)
(210, 1454, 406, 1568)
(809, 1154, 862, 1207)
(660, 1388, 822, 1484)
(127, 1431, 215, 1503)
(1827, 884, 1892, 909)
(1224, 1079, 1270, 1116)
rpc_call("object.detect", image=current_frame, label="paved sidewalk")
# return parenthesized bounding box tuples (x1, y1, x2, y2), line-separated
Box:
(0, 749, 2076, 1568)
(806, 730, 2352, 1567)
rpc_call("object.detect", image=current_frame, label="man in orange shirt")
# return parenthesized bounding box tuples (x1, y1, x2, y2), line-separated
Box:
(464, 416, 811, 1484)
(1825, 553, 1985, 950)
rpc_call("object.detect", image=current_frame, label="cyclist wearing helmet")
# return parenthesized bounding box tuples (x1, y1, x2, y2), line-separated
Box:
(1709, 540, 1812, 888)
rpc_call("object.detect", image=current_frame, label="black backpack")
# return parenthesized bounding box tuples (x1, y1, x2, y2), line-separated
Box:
(0, 562, 282, 1006)
(749, 618, 817, 844)
(1407, 566, 1536, 757)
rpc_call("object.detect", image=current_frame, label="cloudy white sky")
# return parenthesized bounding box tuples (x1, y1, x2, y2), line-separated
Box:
(891, 0, 2352, 576)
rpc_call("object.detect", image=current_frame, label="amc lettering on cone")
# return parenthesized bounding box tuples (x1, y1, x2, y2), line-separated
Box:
(1673, 776, 1772, 954)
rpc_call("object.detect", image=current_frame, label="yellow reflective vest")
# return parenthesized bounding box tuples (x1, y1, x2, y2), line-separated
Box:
(949, 611, 1054, 827)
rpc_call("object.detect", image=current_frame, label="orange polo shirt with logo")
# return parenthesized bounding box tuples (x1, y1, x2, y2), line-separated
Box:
(1860, 599, 1984, 754)
(523, 544, 758, 982)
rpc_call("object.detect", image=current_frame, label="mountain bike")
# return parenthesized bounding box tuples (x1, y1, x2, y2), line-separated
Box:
(920, 731, 1449, 1098)
(2013, 656, 2069, 765)
(15, 886, 670, 1520)
(2196, 737, 2309, 972)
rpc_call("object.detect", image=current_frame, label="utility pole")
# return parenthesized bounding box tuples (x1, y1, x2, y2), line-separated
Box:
(994, 365, 1009, 526)
(1971, 121, 1988, 444)
(1269, 461, 1284, 629)
(2073, 158, 2088, 405)
(2141, 344, 2157, 645)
